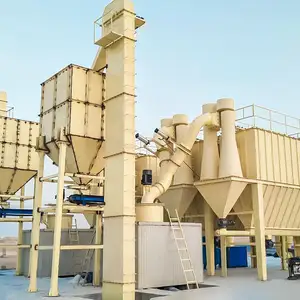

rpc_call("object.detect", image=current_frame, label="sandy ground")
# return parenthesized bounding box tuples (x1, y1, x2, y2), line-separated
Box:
(0, 237, 17, 270)
(0, 251, 17, 270)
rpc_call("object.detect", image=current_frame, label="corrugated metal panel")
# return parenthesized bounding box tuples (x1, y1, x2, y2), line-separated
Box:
(21, 229, 97, 277)
(136, 222, 203, 289)
(235, 128, 300, 229)
(238, 128, 300, 185)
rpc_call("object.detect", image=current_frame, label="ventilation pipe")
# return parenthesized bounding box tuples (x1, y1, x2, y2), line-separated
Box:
(156, 118, 175, 182)
(141, 112, 219, 204)
(158, 115, 198, 218)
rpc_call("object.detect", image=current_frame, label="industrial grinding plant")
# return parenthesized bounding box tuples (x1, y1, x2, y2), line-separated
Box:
(2, 0, 300, 300)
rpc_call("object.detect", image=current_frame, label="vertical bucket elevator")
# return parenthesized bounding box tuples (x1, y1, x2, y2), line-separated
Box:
(93, 1, 145, 299)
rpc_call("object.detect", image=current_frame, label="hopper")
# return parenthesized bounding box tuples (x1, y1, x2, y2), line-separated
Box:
(184, 193, 245, 230)
(194, 176, 247, 219)
(0, 116, 39, 200)
(39, 64, 106, 184)
(234, 183, 300, 229)
(158, 184, 197, 218)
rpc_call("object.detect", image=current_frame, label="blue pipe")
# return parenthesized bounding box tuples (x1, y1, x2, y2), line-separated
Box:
(0, 208, 33, 218)
(68, 194, 105, 206)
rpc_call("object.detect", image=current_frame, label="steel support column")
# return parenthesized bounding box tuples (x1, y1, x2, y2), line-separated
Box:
(28, 151, 45, 292)
(49, 141, 67, 297)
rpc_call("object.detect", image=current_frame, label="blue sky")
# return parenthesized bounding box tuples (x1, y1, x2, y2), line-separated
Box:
(1, 0, 300, 235)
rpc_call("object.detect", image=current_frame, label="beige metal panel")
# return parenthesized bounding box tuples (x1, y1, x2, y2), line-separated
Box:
(264, 185, 280, 226)
(236, 129, 258, 179)
(271, 132, 281, 182)
(281, 189, 299, 228)
(158, 185, 197, 218)
(86, 105, 102, 138)
(136, 222, 203, 289)
(5, 118, 18, 143)
(56, 67, 70, 106)
(191, 140, 203, 181)
(289, 189, 300, 228)
(291, 138, 299, 185)
(8, 170, 36, 195)
(71, 67, 88, 102)
(69, 102, 85, 136)
(233, 185, 253, 228)
(40, 64, 104, 140)
(17, 146, 29, 169)
(46, 214, 73, 229)
(41, 111, 54, 143)
(0, 91, 7, 117)
(257, 130, 267, 180)
(277, 135, 287, 183)
(3, 144, 16, 168)
(0, 169, 14, 195)
(267, 187, 288, 227)
(0, 169, 36, 196)
(42, 78, 56, 113)
(264, 131, 274, 182)
(70, 136, 103, 175)
(0, 118, 39, 170)
(285, 136, 294, 184)
(237, 128, 300, 185)
(54, 102, 69, 138)
(274, 188, 293, 228)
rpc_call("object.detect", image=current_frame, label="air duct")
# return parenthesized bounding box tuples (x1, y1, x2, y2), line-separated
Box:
(142, 112, 219, 204)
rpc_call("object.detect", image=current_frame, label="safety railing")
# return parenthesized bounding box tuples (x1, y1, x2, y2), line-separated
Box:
(93, 9, 135, 47)
(235, 104, 300, 137)
(0, 106, 14, 118)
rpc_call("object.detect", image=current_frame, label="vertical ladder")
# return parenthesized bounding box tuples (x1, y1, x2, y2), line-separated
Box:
(69, 218, 80, 244)
(79, 229, 96, 285)
(68, 218, 81, 271)
(166, 208, 199, 290)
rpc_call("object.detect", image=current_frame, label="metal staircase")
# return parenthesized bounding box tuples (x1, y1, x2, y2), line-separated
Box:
(166, 208, 199, 290)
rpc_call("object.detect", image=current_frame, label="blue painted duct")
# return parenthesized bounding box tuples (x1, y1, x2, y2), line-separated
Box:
(68, 194, 105, 206)
(0, 208, 33, 218)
